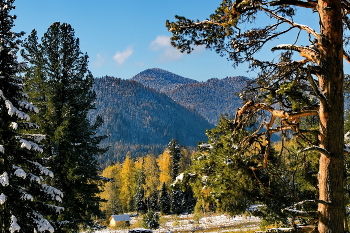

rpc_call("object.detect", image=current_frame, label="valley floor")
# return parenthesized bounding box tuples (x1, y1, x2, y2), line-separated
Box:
(95, 214, 260, 233)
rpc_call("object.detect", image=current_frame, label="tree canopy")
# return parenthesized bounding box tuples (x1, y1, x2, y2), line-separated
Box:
(167, 1, 348, 232)
(0, 1, 63, 232)
(21, 22, 107, 232)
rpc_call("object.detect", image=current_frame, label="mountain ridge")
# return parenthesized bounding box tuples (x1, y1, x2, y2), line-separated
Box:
(131, 68, 249, 124)
(90, 75, 214, 165)
(91, 69, 249, 165)
(131, 68, 198, 93)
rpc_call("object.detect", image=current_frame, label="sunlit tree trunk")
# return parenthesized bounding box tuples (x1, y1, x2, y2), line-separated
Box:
(317, 0, 345, 232)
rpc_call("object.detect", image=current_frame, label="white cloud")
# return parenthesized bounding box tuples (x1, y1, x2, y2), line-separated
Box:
(113, 46, 133, 65)
(149, 35, 183, 62)
(150, 35, 205, 62)
(94, 53, 106, 68)
(150, 35, 172, 50)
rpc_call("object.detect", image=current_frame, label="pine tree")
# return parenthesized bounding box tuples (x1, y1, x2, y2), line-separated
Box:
(142, 210, 159, 230)
(147, 191, 159, 212)
(159, 183, 170, 215)
(0, 1, 63, 232)
(21, 22, 106, 232)
(168, 139, 181, 181)
(181, 186, 196, 214)
(167, 1, 347, 232)
(170, 189, 184, 215)
(135, 170, 147, 214)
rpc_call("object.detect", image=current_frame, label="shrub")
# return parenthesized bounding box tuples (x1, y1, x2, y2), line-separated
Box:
(142, 210, 160, 229)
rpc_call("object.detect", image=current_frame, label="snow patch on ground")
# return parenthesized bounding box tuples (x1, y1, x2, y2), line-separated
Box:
(93, 214, 260, 233)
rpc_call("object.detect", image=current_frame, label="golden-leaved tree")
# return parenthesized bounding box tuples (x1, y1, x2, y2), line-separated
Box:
(120, 155, 137, 212)
(100, 163, 122, 216)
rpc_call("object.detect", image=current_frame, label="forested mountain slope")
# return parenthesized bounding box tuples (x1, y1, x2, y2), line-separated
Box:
(90, 76, 214, 164)
(132, 68, 249, 125)
(167, 76, 248, 125)
(131, 68, 198, 93)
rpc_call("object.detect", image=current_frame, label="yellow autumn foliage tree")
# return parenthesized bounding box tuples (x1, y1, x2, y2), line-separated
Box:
(100, 163, 122, 217)
(120, 155, 137, 212)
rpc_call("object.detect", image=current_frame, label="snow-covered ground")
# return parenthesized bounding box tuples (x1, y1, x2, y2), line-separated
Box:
(93, 214, 260, 233)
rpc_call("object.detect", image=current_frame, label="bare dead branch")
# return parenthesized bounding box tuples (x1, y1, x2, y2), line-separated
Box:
(272, 44, 320, 64)
(270, 0, 317, 9)
(343, 50, 350, 63)
(299, 146, 331, 158)
(305, 70, 328, 107)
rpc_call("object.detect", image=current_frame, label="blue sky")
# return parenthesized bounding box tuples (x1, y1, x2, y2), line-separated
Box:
(13, 1, 346, 81)
(14, 0, 241, 81)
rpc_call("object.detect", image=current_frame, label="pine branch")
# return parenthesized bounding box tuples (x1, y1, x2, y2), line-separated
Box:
(261, 7, 319, 38)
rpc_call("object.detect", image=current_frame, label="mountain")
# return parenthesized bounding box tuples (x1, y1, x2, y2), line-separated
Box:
(131, 68, 198, 93)
(132, 68, 249, 125)
(167, 76, 248, 125)
(90, 76, 214, 165)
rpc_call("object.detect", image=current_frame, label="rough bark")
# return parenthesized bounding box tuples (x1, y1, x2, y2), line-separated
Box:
(317, 0, 345, 232)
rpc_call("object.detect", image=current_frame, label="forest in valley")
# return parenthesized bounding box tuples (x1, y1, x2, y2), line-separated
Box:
(1, 0, 350, 233)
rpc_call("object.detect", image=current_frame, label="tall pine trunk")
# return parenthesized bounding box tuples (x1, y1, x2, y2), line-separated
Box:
(317, 0, 345, 232)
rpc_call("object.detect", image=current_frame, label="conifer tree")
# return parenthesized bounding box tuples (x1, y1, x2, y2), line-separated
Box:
(159, 183, 170, 215)
(167, 1, 347, 232)
(147, 191, 159, 212)
(0, 1, 63, 232)
(168, 139, 181, 181)
(135, 170, 147, 214)
(170, 189, 184, 215)
(21, 22, 106, 232)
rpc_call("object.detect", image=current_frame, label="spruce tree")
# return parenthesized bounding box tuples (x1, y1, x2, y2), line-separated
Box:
(135, 170, 147, 214)
(0, 1, 63, 232)
(170, 189, 184, 215)
(159, 183, 170, 215)
(167, 139, 181, 181)
(147, 191, 159, 212)
(21, 22, 106, 232)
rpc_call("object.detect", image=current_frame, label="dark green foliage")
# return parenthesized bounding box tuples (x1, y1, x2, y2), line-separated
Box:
(170, 189, 184, 215)
(142, 210, 160, 230)
(181, 186, 196, 213)
(21, 22, 107, 232)
(147, 191, 159, 212)
(166, 1, 337, 228)
(168, 139, 182, 181)
(187, 115, 319, 223)
(0, 0, 62, 232)
(159, 183, 171, 215)
(135, 171, 147, 214)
